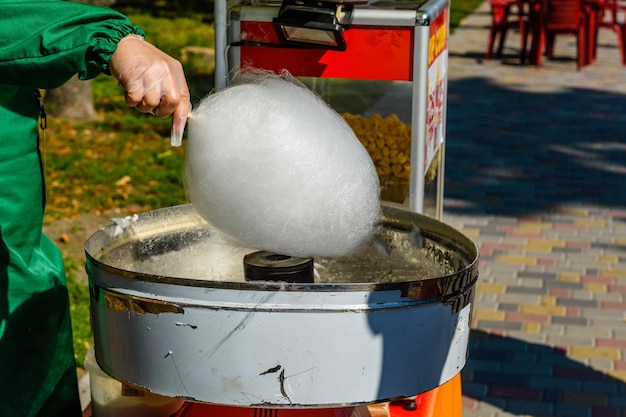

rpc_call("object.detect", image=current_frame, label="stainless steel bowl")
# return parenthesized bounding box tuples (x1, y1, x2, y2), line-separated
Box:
(86, 204, 478, 407)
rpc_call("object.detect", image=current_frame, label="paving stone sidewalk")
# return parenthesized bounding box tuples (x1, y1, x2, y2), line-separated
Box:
(442, 3, 626, 416)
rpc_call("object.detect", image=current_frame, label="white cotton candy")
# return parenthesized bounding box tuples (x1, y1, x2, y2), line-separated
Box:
(185, 72, 380, 258)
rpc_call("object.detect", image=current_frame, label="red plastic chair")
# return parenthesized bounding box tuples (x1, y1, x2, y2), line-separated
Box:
(486, 0, 532, 62)
(534, 0, 588, 69)
(589, 0, 626, 64)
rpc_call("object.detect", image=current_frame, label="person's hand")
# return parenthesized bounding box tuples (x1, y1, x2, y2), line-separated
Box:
(109, 34, 190, 146)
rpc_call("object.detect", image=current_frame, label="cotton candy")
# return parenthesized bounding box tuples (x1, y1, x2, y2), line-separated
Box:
(185, 72, 380, 258)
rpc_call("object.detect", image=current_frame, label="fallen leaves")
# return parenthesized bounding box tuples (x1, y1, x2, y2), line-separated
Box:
(115, 175, 132, 187)
(41, 105, 187, 223)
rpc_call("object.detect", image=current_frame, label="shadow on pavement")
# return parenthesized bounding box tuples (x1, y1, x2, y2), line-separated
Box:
(463, 330, 626, 416)
(444, 76, 626, 217)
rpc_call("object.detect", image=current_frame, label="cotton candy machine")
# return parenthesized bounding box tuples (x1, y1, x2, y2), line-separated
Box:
(86, 203, 478, 409)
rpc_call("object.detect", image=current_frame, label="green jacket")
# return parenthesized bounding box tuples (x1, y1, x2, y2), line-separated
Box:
(0, 2, 142, 416)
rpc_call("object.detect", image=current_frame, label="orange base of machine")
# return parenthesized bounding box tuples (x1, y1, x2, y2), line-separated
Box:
(386, 375, 463, 417)
(173, 374, 462, 417)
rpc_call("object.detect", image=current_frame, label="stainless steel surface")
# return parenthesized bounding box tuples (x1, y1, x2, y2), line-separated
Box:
(87, 204, 478, 407)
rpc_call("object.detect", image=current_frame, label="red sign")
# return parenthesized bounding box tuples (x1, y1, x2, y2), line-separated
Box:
(240, 22, 414, 81)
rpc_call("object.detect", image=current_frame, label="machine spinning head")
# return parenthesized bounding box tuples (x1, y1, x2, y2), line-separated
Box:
(244, 250, 314, 283)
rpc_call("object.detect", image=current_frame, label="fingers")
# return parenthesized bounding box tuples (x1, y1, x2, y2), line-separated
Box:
(171, 105, 189, 147)
(124, 62, 182, 115)
(170, 94, 191, 146)
(111, 35, 190, 145)
(155, 62, 188, 118)
(125, 69, 190, 147)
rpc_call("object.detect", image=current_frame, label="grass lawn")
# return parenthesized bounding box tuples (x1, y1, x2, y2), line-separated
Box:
(48, 0, 484, 366)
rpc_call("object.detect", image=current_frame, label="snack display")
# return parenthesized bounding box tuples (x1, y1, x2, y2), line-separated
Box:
(343, 112, 441, 204)
(343, 113, 411, 181)
(343, 113, 411, 203)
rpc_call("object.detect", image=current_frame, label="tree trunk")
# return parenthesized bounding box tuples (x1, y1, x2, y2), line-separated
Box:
(45, 75, 98, 122)
(45, 0, 115, 122)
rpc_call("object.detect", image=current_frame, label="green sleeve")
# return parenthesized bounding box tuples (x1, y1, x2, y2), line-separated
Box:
(0, 1, 145, 89)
